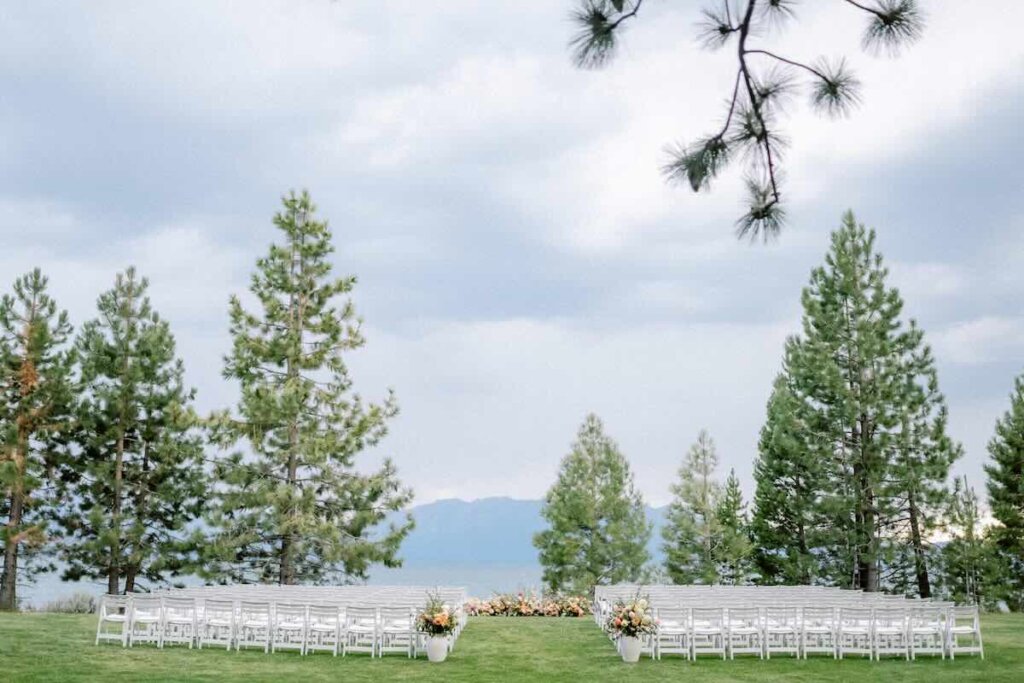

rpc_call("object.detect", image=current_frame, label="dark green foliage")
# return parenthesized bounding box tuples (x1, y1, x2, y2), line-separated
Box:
(534, 414, 651, 594)
(985, 375, 1024, 610)
(662, 429, 722, 584)
(753, 212, 958, 594)
(59, 268, 205, 594)
(715, 469, 753, 584)
(0, 270, 75, 610)
(752, 374, 825, 585)
(204, 190, 413, 585)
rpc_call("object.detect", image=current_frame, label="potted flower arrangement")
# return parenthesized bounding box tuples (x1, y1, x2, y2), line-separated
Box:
(416, 592, 458, 662)
(604, 594, 656, 663)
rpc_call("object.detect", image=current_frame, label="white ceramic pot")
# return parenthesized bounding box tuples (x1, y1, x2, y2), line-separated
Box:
(620, 635, 642, 663)
(426, 635, 449, 662)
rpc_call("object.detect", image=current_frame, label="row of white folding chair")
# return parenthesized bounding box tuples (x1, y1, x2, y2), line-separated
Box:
(96, 596, 427, 657)
(645, 605, 981, 661)
(95, 595, 197, 649)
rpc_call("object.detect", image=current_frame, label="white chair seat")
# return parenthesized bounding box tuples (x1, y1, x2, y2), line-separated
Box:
(134, 615, 160, 623)
(912, 626, 940, 634)
(876, 626, 903, 634)
(166, 616, 194, 625)
(103, 615, 127, 623)
(243, 619, 268, 628)
(950, 626, 975, 634)
(206, 618, 231, 627)
(694, 627, 723, 635)
(310, 623, 337, 632)
(843, 627, 869, 634)
(731, 627, 759, 634)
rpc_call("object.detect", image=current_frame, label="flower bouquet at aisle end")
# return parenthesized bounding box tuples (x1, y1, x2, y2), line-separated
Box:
(604, 594, 657, 663)
(416, 591, 459, 663)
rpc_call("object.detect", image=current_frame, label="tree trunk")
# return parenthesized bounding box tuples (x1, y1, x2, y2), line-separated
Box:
(124, 566, 137, 594)
(109, 431, 125, 595)
(908, 493, 931, 598)
(1, 434, 28, 611)
(0, 464, 23, 610)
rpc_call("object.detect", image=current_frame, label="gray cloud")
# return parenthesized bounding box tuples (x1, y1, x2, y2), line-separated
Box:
(0, 1, 1021, 505)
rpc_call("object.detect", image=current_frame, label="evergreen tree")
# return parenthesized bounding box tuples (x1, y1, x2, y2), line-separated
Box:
(0, 270, 74, 610)
(985, 374, 1024, 611)
(778, 212, 959, 593)
(662, 429, 722, 584)
(714, 468, 753, 585)
(205, 191, 413, 585)
(940, 477, 991, 607)
(751, 374, 824, 585)
(534, 414, 651, 594)
(59, 268, 206, 594)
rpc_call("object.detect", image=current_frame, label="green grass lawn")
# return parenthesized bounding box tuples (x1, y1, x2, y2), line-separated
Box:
(0, 612, 1021, 682)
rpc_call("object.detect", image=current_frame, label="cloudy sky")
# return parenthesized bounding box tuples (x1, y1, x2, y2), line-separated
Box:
(2, 1, 1022, 506)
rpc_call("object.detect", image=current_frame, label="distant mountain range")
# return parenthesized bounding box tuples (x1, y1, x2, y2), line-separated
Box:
(393, 497, 668, 568)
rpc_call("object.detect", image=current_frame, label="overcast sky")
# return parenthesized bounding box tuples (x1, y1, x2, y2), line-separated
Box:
(2, 1, 1022, 506)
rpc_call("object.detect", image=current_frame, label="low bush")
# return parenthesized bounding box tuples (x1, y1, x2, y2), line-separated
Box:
(41, 591, 97, 614)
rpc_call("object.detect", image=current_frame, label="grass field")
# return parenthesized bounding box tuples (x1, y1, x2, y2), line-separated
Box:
(1, 612, 1021, 682)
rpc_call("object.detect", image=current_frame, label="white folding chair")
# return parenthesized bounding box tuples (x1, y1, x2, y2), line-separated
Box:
(343, 606, 378, 657)
(237, 601, 271, 653)
(306, 605, 342, 656)
(726, 607, 763, 659)
(161, 597, 197, 648)
(127, 596, 164, 648)
(948, 605, 983, 659)
(95, 595, 131, 647)
(690, 607, 726, 660)
(802, 606, 837, 659)
(654, 607, 690, 660)
(837, 607, 873, 659)
(909, 605, 945, 659)
(271, 603, 307, 654)
(764, 606, 799, 658)
(873, 607, 909, 660)
(379, 606, 416, 657)
(198, 599, 235, 650)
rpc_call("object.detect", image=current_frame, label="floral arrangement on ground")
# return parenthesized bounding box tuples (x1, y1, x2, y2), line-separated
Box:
(416, 592, 459, 636)
(464, 592, 590, 617)
(604, 594, 656, 638)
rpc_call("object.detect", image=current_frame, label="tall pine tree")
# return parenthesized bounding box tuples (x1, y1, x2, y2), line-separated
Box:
(0, 270, 74, 610)
(752, 374, 824, 585)
(985, 374, 1024, 611)
(205, 191, 413, 585)
(60, 268, 206, 594)
(662, 429, 722, 584)
(940, 476, 991, 607)
(714, 469, 753, 585)
(772, 212, 959, 593)
(534, 414, 651, 594)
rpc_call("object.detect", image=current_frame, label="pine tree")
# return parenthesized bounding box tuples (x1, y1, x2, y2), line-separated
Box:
(715, 469, 753, 585)
(59, 268, 206, 594)
(779, 211, 959, 593)
(534, 414, 651, 594)
(662, 429, 722, 584)
(985, 374, 1024, 611)
(751, 374, 824, 585)
(0, 270, 74, 610)
(940, 477, 990, 607)
(205, 191, 413, 585)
